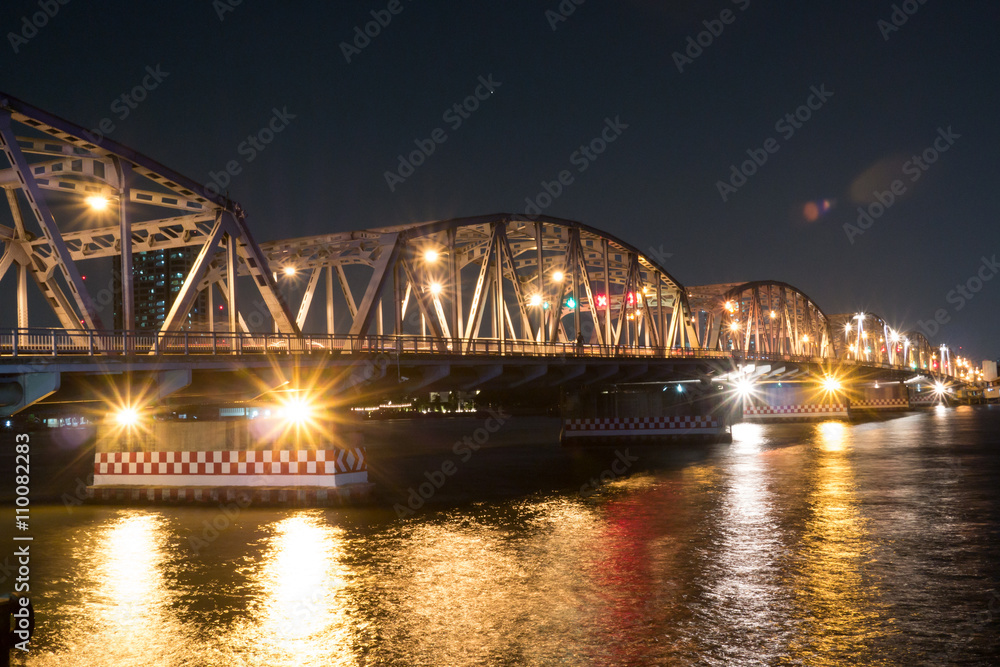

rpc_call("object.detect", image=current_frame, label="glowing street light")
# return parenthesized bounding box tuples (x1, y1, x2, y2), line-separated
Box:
(769, 310, 777, 319)
(729, 321, 740, 332)
(429, 282, 443, 295)
(282, 266, 297, 277)
(114, 406, 140, 427)
(552, 270, 564, 283)
(821, 376, 841, 392)
(528, 293, 542, 307)
(86, 195, 110, 211)
(279, 395, 315, 425)
(423, 249, 439, 263)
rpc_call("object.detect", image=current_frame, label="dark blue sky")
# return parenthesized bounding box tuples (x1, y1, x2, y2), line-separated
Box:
(2, 0, 998, 358)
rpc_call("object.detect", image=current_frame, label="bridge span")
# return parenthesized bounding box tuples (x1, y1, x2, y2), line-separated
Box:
(0, 92, 984, 502)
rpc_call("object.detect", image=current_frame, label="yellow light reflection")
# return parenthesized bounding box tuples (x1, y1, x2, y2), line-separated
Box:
(253, 514, 354, 664)
(71, 512, 192, 665)
(789, 421, 894, 660)
(701, 421, 783, 660)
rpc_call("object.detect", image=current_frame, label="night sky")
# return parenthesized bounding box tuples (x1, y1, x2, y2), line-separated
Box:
(2, 0, 998, 358)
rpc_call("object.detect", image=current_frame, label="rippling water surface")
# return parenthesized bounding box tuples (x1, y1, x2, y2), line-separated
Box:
(9, 406, 1000, 666)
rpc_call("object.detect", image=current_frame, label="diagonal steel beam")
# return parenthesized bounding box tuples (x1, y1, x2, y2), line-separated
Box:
(158, 213, 230, 334)
(0, 112, 104, 329)
(296, 267, 322, 330)
(336, 265, 358, 319)
(349, 233, 400, 337)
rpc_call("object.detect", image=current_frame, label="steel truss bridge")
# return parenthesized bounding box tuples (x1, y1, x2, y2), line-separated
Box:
(0, 92, 977, 413)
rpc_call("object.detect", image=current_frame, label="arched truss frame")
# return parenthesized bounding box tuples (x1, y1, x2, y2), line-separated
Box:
(254, 214, 700, 351)
(0, 92, 298, 335)
(902, 330, 935, 372)
(688, 280, 834, 358)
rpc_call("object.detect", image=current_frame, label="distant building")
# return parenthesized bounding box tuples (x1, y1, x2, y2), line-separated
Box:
(113, 248, 208, 330)
(984, 360, 998, 383)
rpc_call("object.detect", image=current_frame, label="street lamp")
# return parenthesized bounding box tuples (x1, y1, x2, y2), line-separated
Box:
(86, 195, 111, 211)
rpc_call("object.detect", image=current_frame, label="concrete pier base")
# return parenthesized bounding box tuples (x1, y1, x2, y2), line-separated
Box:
(742, 384, 847, 422)
(561, 384, 731, 445)
(849, 382, 909, 414)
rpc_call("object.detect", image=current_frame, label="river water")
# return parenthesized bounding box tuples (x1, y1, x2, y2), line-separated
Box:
(4, 406, 1000, 666)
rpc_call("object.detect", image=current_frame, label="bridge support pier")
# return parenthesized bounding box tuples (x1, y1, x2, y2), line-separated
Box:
(742, 383, 848, 422)
(848, 381, 909, 414)
(561, 383, 732, 445)
(908, 383, 943, 407)
(87, 414, 371, 505)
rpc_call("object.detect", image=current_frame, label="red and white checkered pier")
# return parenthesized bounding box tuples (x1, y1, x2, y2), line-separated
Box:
(87, 418, 371, 506)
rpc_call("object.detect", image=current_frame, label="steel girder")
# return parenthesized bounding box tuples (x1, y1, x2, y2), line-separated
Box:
(0, 91, 299, 336)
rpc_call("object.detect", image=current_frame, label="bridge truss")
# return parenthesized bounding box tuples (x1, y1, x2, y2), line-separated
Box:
(0, 92, 298, 338)
(688, 281, 834, 359)
(0, 91, 976, 383)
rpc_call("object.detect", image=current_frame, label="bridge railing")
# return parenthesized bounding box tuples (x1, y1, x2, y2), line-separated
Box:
(0, 328, 956, 377)
(0, 328, 737, 360)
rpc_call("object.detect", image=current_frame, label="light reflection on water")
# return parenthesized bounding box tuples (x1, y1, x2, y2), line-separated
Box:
(15, 408, 1000, 666)
(787, 421, 893, 663)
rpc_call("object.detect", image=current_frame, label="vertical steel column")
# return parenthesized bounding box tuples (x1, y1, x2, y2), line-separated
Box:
(393, 262, 403, 337)
(535, 222, 546, 344)
(17, 263, 28, 329)
(226, 234, 238, 336)
(326, 266, 335, 335)
(495, 224, 504, 347)
(570, 230, 581, 339)
(113, 158, 134, 340)
(656, 276, 664, 351)
(602, 239, 611, 352)
(207, 284, 214, 332)
(448, 227, 462, 349)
